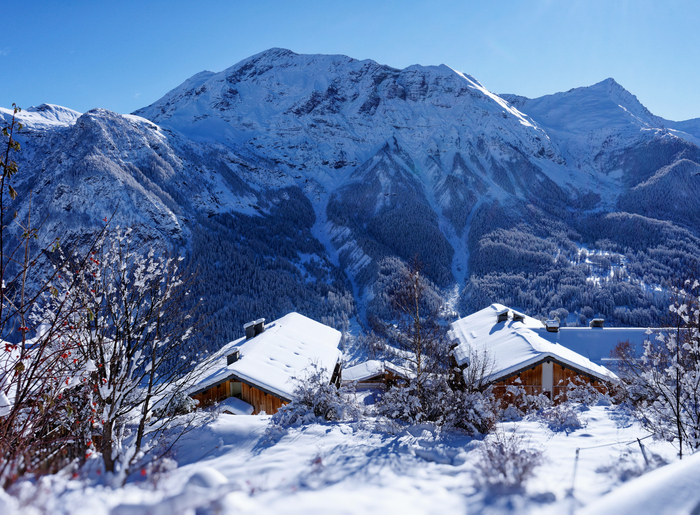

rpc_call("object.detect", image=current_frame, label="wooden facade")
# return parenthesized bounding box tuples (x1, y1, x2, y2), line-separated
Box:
(490, 360, 607, 403)
(241, 382, 287, 415)
(191, 377, 289, 415)
(191, 379, 234, 408)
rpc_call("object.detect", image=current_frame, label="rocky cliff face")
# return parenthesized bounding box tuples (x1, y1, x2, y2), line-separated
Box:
(4, 49, 700, 341)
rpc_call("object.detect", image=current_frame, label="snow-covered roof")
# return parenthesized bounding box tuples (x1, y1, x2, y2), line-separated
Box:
(448, 304, 617, 383)
(342, 360, 411, 383)
(343, 360, 385, 382)
(191, 312, 342, 401)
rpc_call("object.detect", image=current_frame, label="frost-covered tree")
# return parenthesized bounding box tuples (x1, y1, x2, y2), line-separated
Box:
(372, 259, 498, 433)
(69, 227, 207, 482)
(1, 109, 208, 486)
(615, 280, 700, 458)
(382, 258, 449, 386)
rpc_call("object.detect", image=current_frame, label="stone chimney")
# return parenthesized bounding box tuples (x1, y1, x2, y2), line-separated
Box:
(244, 318, 266, 339)
(227, 348, 241, 365)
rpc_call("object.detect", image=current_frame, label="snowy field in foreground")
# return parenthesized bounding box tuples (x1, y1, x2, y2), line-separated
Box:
(1, 404, 694, 514)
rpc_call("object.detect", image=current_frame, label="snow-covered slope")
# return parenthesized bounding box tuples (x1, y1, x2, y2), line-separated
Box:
(1, 101, 355, 347)
(5, 107, 259, 251)
(0, 404, 680, 514)
(581, 449, 700, 515)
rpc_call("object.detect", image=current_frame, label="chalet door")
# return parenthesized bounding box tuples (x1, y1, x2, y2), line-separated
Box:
(542, 362, 554, 395)
(231, 381, 242, 399)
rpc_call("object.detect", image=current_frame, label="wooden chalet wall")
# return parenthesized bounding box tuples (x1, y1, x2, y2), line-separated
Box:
(490, 361, 607, 403)
(241, 383, 286, 415)
(192, 380, 232, 407)
(492, 364, 545, 398)
(553, 362, 579, 399)
(552, 363, 607, 401)
(191, 380, 287, 415)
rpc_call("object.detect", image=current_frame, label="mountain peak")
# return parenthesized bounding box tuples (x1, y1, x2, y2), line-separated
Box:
(589, 77, 631, 97)
(597, 77, 621, 87)
(248, 47, 299, 61)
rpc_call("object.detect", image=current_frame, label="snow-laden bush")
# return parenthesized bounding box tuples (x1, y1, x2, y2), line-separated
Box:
(270, 363, 362, 429)
(536, 402, 586, 433)
(375, 377, 498, 435)
(502, 381, 552, 419)
(375, 382, 425, 423)
(447, 389, 500, 435)
(473, 429, 543, 493)
(556, 377, 607, 406)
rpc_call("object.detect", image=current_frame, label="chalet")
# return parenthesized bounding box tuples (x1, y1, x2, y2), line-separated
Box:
(341, 360, 410, 390)
(189, 312, 343, 415)
(448, 304, 618, 401)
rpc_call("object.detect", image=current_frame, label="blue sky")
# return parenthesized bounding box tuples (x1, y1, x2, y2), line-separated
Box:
(2, 0, 698, 121)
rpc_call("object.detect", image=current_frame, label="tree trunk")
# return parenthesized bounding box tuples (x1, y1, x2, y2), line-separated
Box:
(102, 419, 116, 473)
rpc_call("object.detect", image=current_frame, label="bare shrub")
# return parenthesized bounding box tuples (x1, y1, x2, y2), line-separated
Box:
(597, 447, 668, 484)
(473, 429, 543, 493)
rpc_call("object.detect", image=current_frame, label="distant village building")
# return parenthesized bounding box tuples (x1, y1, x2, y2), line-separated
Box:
(448, 304, 618, 400)
(341, 360, 410, 390)
(189, 312, 343, 415)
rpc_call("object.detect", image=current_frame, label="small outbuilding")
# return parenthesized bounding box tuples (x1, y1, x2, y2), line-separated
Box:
(189, 312, 343, 415)
(341, 360, 410, 390)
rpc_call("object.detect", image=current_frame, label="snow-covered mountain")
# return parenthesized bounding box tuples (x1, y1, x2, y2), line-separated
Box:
(134, 48, 561, 177)
(502, 78, 700, 174)
(4, 49, 700, 344)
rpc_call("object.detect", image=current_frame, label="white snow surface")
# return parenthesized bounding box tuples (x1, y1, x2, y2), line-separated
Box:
(580, 449, 700, 515)
(449, 304, 617, 382)
(217, 397, 255, 416)
(2, 404, 684, 514)
(192, 312, 342, 400)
